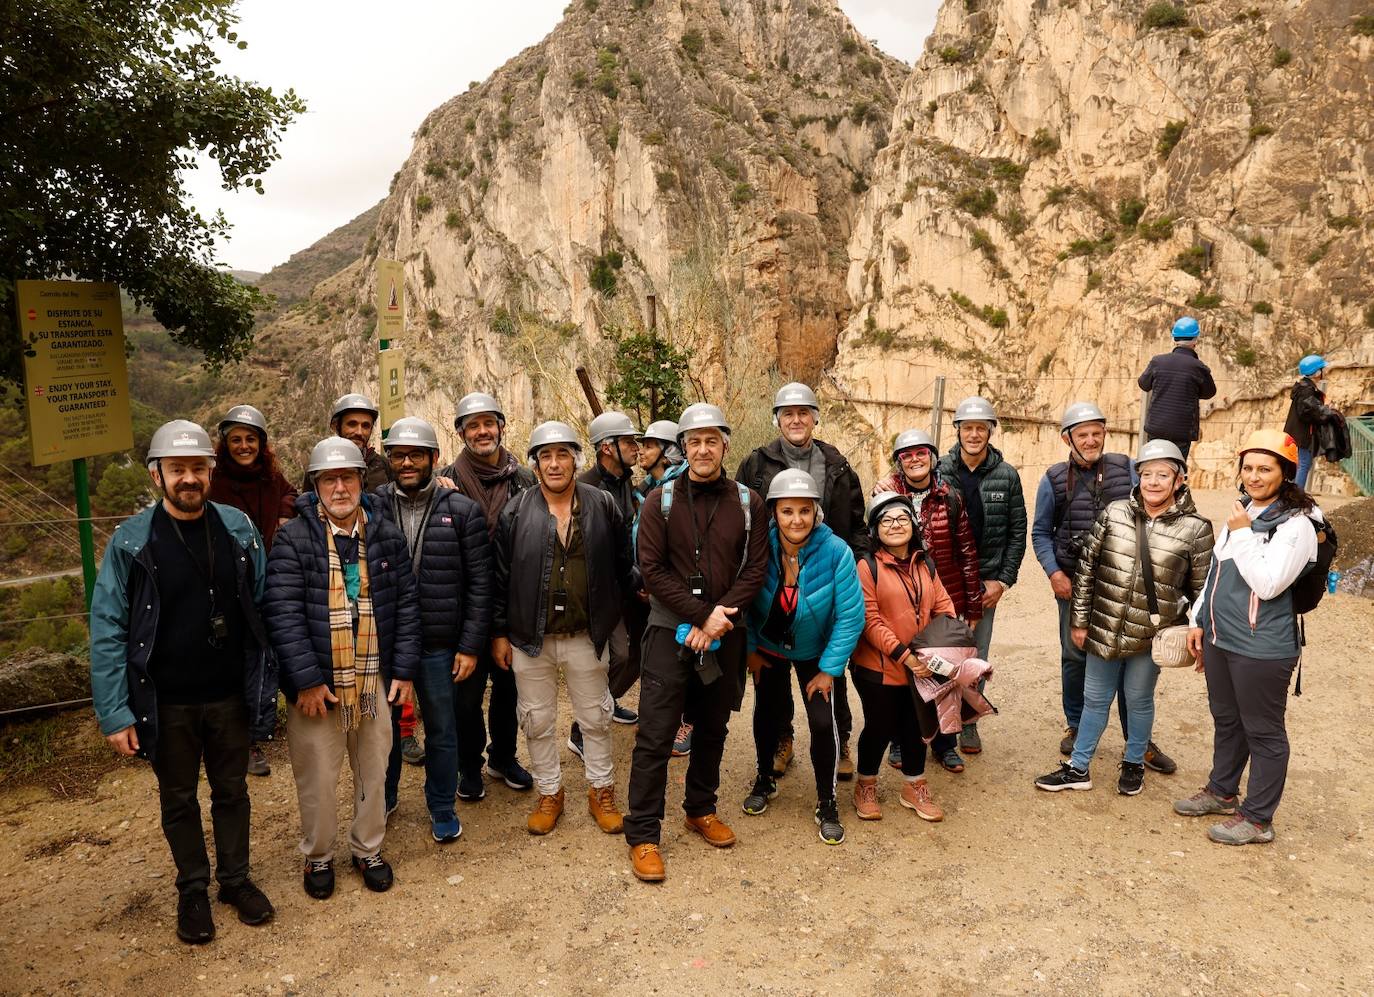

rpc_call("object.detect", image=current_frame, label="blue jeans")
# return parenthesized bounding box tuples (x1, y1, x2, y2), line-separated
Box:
(1071, 651, 1159, 769)
(1296, 446, 1314, 489)
(385, 649, 460, 819)
(962, 605, 997, 731)
(1058, 598, 1128, 736)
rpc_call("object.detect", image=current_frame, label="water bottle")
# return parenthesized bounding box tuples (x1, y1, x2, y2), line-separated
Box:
(1327, 570, 1340, 595)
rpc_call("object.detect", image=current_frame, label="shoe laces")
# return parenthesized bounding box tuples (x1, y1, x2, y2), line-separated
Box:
(536, 793, 562, 814)
(676, 722, 693, 740)
(356, 853, 386, 870)
(817, 798, 840, 822)
(593, 785, 616, 808)
(855, 780, 878, 804)
(306, 860, 332, 874)
(909, 779, 933, 803)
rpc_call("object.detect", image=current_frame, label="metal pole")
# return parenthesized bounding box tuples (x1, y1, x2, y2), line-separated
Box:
(72, 458, 96, 611)
(378, 338, 390, 440)
(929, 376, 947, 450)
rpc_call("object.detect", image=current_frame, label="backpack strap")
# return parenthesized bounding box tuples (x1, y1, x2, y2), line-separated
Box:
(660, 477, 753, 578)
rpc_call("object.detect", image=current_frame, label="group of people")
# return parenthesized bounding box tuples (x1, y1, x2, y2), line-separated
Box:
(87, 316, 1333, 946)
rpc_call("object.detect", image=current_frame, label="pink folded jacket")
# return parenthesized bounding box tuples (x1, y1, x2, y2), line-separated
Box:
(911, 649, 996, 737)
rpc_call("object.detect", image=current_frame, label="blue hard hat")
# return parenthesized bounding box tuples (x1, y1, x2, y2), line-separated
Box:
(1298, 354, 1327, 377)
(1171, 316, 1200, 340)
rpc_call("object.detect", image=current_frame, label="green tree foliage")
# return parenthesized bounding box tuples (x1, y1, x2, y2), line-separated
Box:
(604, 332, 690, 424)
(0, 0, 306, 385)
(94, 459, 151, 514)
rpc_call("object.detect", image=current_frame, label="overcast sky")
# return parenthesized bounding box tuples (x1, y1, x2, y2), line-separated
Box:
(187, 1, 939, 274)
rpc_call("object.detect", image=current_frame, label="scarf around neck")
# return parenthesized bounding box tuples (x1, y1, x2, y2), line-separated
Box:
(318, 504, 380, 732)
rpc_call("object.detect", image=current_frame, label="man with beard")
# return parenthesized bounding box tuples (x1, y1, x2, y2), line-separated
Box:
(301, 394, 392, 493)
(376, 418, 492, 842)
(437, 392, 536, 798)
(91, 421, 277, 944)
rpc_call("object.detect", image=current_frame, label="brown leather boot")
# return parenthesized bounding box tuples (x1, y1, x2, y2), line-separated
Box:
(527, 788, 565, 835)
(836, 740, 855, 781)
(588, 785, 624, 834)
(629, 843, 665, 882)
(684, 812, 736, 847)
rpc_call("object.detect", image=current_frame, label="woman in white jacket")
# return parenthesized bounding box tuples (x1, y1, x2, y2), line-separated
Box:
(1176, 430, 1320, 846)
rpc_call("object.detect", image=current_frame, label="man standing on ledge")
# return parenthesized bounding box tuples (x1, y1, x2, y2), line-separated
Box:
(1137, 316, 1216, 463)
(625, 403, 768, 882)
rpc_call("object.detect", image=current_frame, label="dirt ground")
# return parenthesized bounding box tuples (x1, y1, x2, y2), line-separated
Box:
(2, 489, 1373, 995)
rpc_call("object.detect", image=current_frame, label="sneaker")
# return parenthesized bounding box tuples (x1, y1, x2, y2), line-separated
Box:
(612, 702, 639, 725)
(567, 723, 585, 761)
(959, 724, 982, 755)
(246, 744, 270, 777)
(303, 859, 334, 900)
(899, 778, 944, 821)
(351, 853, 394, 892)
(1117, 761, 1145, 796)
(671, 721, 694, 757)
(1173, 787, 1239, 817)
(431, 812, 462, 843)
(1035, 761, 1092, 792)
(216, 879, 274, 925)
(486, 757, 534, 791)
(836, 741, 855, 781)
(401, 734, 425, 765)
(588, 785, 624, 834)
(936, 746, 965, 774)
(742, 774, 779, 815)
(1059, 727, 1078, 756)
(771, 735, 794, 778)
(1143, 741, 1177, 775)
(457, 770, 486, 801)
(527, 788, 565, 835)
(1207, 814, 1275, 845)
(887, 743, 902, 770)
(853, 776, 881, 820)
(176, 891, 215, 945)
(815, 798, 845, 845)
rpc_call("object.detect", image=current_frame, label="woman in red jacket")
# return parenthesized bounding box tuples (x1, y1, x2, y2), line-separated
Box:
(873, 428, 981, 772)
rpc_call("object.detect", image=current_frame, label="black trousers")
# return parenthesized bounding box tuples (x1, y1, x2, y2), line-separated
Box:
(151, 697, 252, 897)
(624, 626, 738, 846)
(453, 649, 519, 772)
(778, 671, 853, 743)
(1203, 641, 1299, 824)
(752, 655, 837, 801)
(609, 597, 649, 699)
(853, 677, 927, 779)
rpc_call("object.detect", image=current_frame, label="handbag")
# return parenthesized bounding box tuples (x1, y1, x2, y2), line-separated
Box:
(1135, 514, 1194, 669)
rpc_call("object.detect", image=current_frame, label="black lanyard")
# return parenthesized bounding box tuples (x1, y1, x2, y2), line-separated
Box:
(685, 478, 723, 573)
(169, 512, 217, 603)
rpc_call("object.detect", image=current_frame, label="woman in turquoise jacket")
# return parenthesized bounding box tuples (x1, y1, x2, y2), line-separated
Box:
(742, 469, 865, 845)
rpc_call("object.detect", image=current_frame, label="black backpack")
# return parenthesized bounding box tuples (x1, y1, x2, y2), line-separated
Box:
(1290, 514, 1338, 615)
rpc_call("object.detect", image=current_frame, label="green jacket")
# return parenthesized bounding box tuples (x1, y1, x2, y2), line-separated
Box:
(936, 444, 1027, 588)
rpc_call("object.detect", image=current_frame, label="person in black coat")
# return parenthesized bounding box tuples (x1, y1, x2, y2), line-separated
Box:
(1284, 355, 1337, 488)
(1138, 316, 1216, 462)
(264, 437, 420, 900)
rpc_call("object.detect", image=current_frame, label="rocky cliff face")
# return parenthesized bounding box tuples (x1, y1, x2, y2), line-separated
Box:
(831, 0, 1373, 491)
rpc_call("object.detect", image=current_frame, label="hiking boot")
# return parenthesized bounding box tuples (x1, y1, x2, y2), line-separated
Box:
(351, 853, 394, 892)
(1117, 761, 1145, 797)
(176, 891, 215, 944)
(959, 724, 982, 755)
(246, 744, 270, 777)
(1035, 761, 1092, 792)
(684, 812, 737, 847)
(588, 785, 624, 834)
(853, 776, 881, 820)
(1173, 787, 1239, 817)
(1143, 741, 1177, 775)
(771, 735, 794, 778)
(836, 741, 855, 781)
(457, 770, 486, 801)
(1207, 814, 1275, 846)
(742, 773, 778, 816)
(486, 757, 534, 791)
(567, 724, 585, 761)
(671, 721, 694, 757)
(630, 843, 666, 882)
(430, 812, 462, 843)
(1059, 727, 1078, 756)
(302, 859, 334, 900)
(612, 702, 639, 725)
(887, 743, 902, 770)
(217, 879, 274, 925)
(401, 734, 425, 765)
(527, 788, 565, 835)
(936, 746, 965, 774)
(815, 798, 846, 845)
(899, 778, 944, 822)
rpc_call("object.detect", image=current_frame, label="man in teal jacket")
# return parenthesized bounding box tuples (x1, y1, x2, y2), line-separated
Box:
(90, 421, 277, 946)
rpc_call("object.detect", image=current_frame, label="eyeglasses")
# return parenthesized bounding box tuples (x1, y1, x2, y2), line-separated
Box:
(387, 451, 428, 466)
(878, 514, 912, 528)
(897, 450, 930, 463)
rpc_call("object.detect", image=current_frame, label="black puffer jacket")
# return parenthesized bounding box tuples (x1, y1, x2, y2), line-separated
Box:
(936, 444, 1028, 587)
(1138, 345, 1217, 442)
(1283, 376, 1336, 450)
(734, 437, 868, 554)
(373, 482, 493, 655)
(493, 482, 634, 657)
(264, 494, 421, 700)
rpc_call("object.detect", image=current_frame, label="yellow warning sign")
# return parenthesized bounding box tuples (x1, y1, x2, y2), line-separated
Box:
(17, 280, 134, 466)
(376, 258, 405, 342)
(379, 348, 405, 431)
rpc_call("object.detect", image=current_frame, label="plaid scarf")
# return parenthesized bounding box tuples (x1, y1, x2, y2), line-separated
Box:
(319, 504, 380, 733)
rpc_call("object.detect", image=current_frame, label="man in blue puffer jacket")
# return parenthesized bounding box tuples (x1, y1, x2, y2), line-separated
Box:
(742, 469, 864, 846)
(264, 436, 420, 901)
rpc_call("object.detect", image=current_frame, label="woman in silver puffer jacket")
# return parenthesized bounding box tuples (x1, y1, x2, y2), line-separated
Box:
(1035, 440, 1214, 797)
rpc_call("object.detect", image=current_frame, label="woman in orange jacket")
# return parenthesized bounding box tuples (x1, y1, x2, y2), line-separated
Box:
(851, 492, 957, 823)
